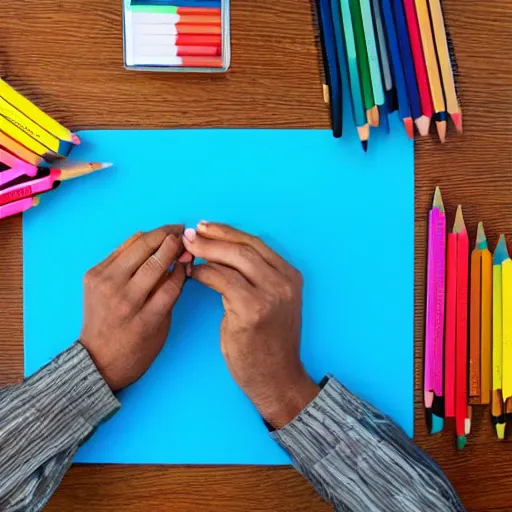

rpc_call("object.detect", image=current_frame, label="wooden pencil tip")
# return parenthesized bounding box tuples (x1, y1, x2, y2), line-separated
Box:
(415, 115, 431, 137)
(453, 205, 466, 234)
(404, 118, 414, 139)
(433, 186, 444, 212)
(33, 196, 41, 207)
(367, 107, 379, 127)
(436, 120, 447, 143)
(71, 134, 81, 145)
(494, 234, 509, 263)
(476, 222, 487, 249)
(450, 112, 463, 133)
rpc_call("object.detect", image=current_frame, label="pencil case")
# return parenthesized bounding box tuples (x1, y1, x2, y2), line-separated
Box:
(123, 0, 231, 73)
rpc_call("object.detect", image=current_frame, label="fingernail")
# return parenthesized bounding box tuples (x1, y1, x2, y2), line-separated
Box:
(179, 251, 193, 263)
(186, 263, 192, 276)
(183, 228, 196, 243)
(197, 221, 209, 231)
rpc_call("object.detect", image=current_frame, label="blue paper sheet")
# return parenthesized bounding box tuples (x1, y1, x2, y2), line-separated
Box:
(24, 126, 413, 464)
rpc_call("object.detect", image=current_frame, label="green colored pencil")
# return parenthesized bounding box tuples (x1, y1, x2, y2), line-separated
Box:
(359, 0, 385, 106)
(348, 0, 374, 111)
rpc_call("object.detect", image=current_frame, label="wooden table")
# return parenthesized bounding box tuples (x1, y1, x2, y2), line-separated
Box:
(0, 0, 510, 510)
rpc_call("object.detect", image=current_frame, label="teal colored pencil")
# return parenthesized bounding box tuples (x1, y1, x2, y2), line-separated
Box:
(339, 0, 367, 129)
(358, 0, 385, 106)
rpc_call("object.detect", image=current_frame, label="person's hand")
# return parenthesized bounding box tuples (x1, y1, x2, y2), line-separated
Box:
(80, 225, 188, 391)
(183, 222, 320, 428)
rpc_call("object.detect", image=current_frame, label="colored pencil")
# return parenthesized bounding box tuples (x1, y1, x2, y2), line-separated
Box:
(371, 0, 393, 93)
(424, 187, 446, 434)
(0, 131, 44, 167)
(0, 163, 111, 206)
(390, 0, 422, 124)
(453, 206, 469, 449)
(380, 0, 413, 137)
(131, 0, 221, 7)
(130, 12, 220, 24)
(132, 20, 222, 35)
(332, 0, 366, 147)
(134, 45, 220, 56)
(403, 0, 433, 136)
(131, 55, 223, 66)
(492, 235, 507, 440)
(468, 222, 492, 433)
(315, 0, 343, 138)
(0, 195, 40, 220)
(348, 0, 374, 117)
(136, 34, 221, 46)
(428, 0, 462, 132)
(414, 0, 447, 142)
(130, 6, 221, 17)
(502, 240, 512, 424)
(358, 0, 385, 107)
(0, 78, 79, 146)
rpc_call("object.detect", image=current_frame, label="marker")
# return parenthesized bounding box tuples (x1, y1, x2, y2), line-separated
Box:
(0, 163, 111, 206)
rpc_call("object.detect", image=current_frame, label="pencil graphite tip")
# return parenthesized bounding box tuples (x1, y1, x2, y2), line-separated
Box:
(432, 186, 444, 212)
(453, 205, 466, 234)
(71, 134, 81, 145)
(476, 222, 488, 250)
(403, 118, 414, 139)
(494, 234, 509, 264)
(357, 124, 370, 151)
(457, 436, 467, 450)
(415, 115, 431, 137)
(431, 414, 444, 434)
(496, 423, 506, 440)
(93, 162, 113, 171)
(362, 140, 368, 152)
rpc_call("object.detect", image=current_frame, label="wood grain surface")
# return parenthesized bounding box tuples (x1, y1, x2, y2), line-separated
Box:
(0, 0, 510, 510)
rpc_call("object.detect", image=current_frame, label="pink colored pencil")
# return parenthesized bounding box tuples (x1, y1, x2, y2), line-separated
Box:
(424, 188, 446, 433)
(445, 231, 457, 418)
(0, 195, 40, 220)
(403, 0, 434, 136)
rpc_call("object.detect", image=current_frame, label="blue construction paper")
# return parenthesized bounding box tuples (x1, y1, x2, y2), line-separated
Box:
(24, 124, 413, 464)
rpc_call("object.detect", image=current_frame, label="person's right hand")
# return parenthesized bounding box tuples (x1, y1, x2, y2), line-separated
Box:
(183, 222, 320, 429)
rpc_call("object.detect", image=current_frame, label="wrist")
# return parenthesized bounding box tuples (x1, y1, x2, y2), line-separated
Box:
(255, 372, 320, 429)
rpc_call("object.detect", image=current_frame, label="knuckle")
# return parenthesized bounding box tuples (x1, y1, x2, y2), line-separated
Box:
(279, 281, 295, 301)
(162, 234, 180, 254)
(292, 268, 303, 287)
(116, 294, 134, 319)
(245, 298, 272, 325)
(142, 256, 162, 275)
(238, 244, 257, 261)
(83, 268, 98, 287)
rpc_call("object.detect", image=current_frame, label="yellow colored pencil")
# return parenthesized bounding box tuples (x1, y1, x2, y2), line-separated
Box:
(427, 0, 462, 133)
(502, 249, 512, 413)
(0, 131, 44, 166)
(0, 78, 78, 145)
(414, 0, 446, 142)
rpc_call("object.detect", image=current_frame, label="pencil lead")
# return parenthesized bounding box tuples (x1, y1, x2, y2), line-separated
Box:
(432, 186, 444, 212)
(431, 414, 444, 434)
(357, 124, 370, 151)
(450, 112, 463, 134)
(403, 117, 414, 139)
(436, 120, 447, 143)
(494, 234, 509, 263)
(71, 134, 82, 145)
(456, 435, 467, 450)
(415, 115, 431, 137)
(362, 140, 368, 152)
(476, 222, 488, 250)
(453, 205, 466, 234)
(496, 423, 506, 440)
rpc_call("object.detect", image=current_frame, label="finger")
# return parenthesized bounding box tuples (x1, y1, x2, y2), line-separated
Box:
(129, 234, 184, 302)
(183, 228, 281, 288)
(144, 263, 186, 317)
(108, 225, 184, 281)
(196, 221, 292, 276)
(93, 231, 143, 274)
(191, 263, 253, 306)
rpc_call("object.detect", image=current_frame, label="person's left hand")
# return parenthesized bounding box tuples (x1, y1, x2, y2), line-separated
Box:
(79, 225, 188, 391)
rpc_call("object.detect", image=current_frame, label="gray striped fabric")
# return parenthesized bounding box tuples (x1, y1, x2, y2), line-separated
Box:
(271, 377, 465, 511)
(0, 346, 464, 512)
(0, 342, 119, 512)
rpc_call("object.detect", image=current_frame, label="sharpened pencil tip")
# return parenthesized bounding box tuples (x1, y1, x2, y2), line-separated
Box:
(450, 112, 463, 133)
(494, 235, 509, 263)
(453, 205, 466, 234)
(457, 436, 467, 450)
(476, 222, 488, 249)
(496, 423, 506, 440)
(404, 118, 414, 139)
(362, 140, 368, 152)
(415, 116, 431, 137)
(436, 120, 447, 143)
(431, 414, 444, 434)
(71, 134, 81, 145)
(433, 187, 444, 212)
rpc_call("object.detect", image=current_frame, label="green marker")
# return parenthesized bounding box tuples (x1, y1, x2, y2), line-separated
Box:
(348, 0, 374, 110)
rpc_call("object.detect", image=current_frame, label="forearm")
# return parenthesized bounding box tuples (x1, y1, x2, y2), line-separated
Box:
(0, 342, 119, 512)
(271, 376, 465, 512)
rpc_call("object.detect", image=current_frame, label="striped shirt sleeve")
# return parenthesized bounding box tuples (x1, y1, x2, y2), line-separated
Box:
(0, 342, 119, 512)
(271, 376, 465, 512)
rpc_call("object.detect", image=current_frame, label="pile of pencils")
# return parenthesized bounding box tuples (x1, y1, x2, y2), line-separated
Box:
(0, 79, 109, 220)
(424, 188, 511, 449)
(315, 0, 461, 150)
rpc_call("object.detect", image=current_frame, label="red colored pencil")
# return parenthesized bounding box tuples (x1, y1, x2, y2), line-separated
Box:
(175, 8, 221, 16)
(445, 228, 457, 418)
(402, 0, 433, 136)
(454, 206, 469, 449)
(174, 15, 221, 26)
(176, 34, 222, 46)
(174, 24, 221, 35)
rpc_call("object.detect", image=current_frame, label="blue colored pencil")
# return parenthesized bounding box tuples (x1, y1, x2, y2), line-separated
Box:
(316, 0, 343, 138)
(380, 0, 413, 138)
(390, 0, 422, 122)
(379, 103, 390, 133)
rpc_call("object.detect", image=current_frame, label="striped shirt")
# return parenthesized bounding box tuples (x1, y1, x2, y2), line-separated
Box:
(0, 342, 465, 511)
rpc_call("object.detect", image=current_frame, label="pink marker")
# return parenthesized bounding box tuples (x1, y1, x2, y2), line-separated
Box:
(0, 195, 40, 220)
(0, 148, 39, 187)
